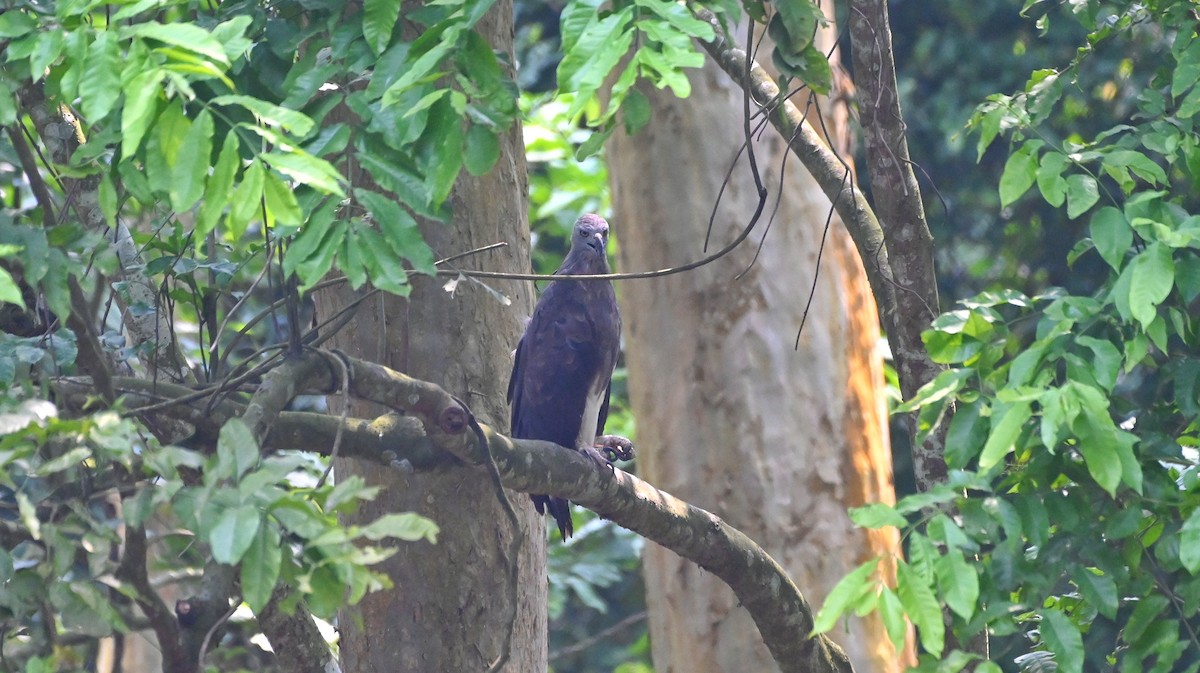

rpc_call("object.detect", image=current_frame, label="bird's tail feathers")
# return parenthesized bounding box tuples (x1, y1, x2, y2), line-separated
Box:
(530, 494, 573, 541)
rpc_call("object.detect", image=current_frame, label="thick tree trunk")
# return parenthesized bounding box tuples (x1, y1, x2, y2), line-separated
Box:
(607, 31, 904, 673)
(321, 3, 546, 671)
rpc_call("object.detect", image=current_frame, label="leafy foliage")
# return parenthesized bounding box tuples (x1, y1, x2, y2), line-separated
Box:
(817, 2, 1200, 670)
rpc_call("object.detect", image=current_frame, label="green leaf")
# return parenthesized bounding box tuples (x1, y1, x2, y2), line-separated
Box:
(1075, 336, 1121, 391)
(463, 124, 500, 176)
(811, 558, 878, 635)
(356, 189, 436, 276)
(263, 171, 303, 226)
(227, 159, 265, 241)
(358, 228, 412, 296)
(848, 503, 907, 530)
(1180, 508, 1200, 573)
(380, 29, 460, 107)
(240, 524, 282, 612)
(0, 267, 25, 308)
(0, 10, 36, 38)
(121, 69, 164, 159)
(999, 142, 1039, 207)
(877, 587, 907, 657)
(1072, 567, 1118, 618)
(1065, 173, 1100, 219)
(213, 95, 315, 136)
(558, 7, 635, 98)
(1036, 151, 1069, 207)
(895, 367, 971, 413)
(1089, 207, 1132, 271)
(80, 32, 121, 122)
(195, 132, 240, 239)
(945, 399, 986, 468)
(217, 418, 261, 479)
(622, 89, 652, 134)
(170, 109, 213, 212)
(1127, 242, 1175, 329)
(1104, 150, 1166, 186)
(262, 151, 345, 196)
(358, 512, 439, 542)
(363, 0, 401, 54)
(935, 547, 979, 621)
(128, 22, 230, 66)
(1039, 609, 1083, 673)
(773, 0, 821, 52)
(209, 504, 261, 565)
(978, 401, 1032, 470)
(897, 560, 944, 657)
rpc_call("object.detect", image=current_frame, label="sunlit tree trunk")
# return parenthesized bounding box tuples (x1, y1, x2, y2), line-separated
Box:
(607, 24, 905, 673)
(321, 2, 546, 670)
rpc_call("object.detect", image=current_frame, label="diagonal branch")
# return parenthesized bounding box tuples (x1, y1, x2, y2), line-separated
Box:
(54, 350, 856, 673)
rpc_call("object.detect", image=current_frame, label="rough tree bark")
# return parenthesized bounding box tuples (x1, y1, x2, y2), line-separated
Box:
(607, 24, 906, 673)
(319, 2, 546, 670)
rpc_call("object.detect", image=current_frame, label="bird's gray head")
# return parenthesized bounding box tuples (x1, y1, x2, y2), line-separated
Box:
(571, 214, 610, 257)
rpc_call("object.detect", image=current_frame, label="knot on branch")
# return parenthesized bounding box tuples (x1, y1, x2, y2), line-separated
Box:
(438, 405, 468, 434)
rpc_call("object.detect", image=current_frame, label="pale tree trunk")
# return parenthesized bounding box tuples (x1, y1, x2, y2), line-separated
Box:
(607, 25, 905, 673)
(321, 3, 546, 671)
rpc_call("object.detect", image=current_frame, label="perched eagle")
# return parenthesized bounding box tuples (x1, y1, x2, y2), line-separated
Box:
(507, 214, 621, 540)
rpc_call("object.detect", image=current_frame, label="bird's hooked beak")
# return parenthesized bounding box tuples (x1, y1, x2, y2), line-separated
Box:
(586, 232, 605, 253)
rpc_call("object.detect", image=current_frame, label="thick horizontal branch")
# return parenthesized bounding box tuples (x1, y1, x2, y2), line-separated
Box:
(54, 351, 854, 673)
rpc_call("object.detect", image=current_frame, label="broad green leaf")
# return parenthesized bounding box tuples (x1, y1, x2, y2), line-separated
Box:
(358, 512, 439, 542)
(170, 109, 213, 212)
(877, 587, 907, 657)
(1075, 336, 1121, 391)
(121, 69, 164, 159)
(217, 418, 260, 479)
(0, 267, 25, 308)
(848, 503, 907, 530)
(999, 142, 1039, 207)
(240, 524, 282, 612)
(380, 29, 459, 107)
(128, 22, 229, 66)
(979, 401, 1031, 470)
(356, 188, 436, 275)
(1173, 39, 1200, 96)
(1036, 151, 1069, 207)
(0, 10, 36, 38)
(285, 219, 348, 290)
(1128, 242, 1175, 329)
(262, 171, 303, 226)
(1104, 150, 1166, 186)
(80, 32, 121, 122)
(195, 132, 240, 240)
(935, 547, 979, 621)
(1065, 173, 1099, 219)
(1072, 567, 1118, 618)
(463, 124, 500, 176)
(363, 0, 401, 54)
(811, 558, 878, 634)
(358, 228, 411, 296)
(228, 159, 265, 240)
(1089, 207, 1132, 271)
(209, 504, 261, 565)
(633, 0, 715, 40)
(895, 367, 970, 413)
(1039, 609, 1083, 673)
(558, 7, 635, 102)
(262, 151, 345, 196)
(1180, 508, 1200, 573)
(213, 95, 315, 136)
(897, 560, 944, 657)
